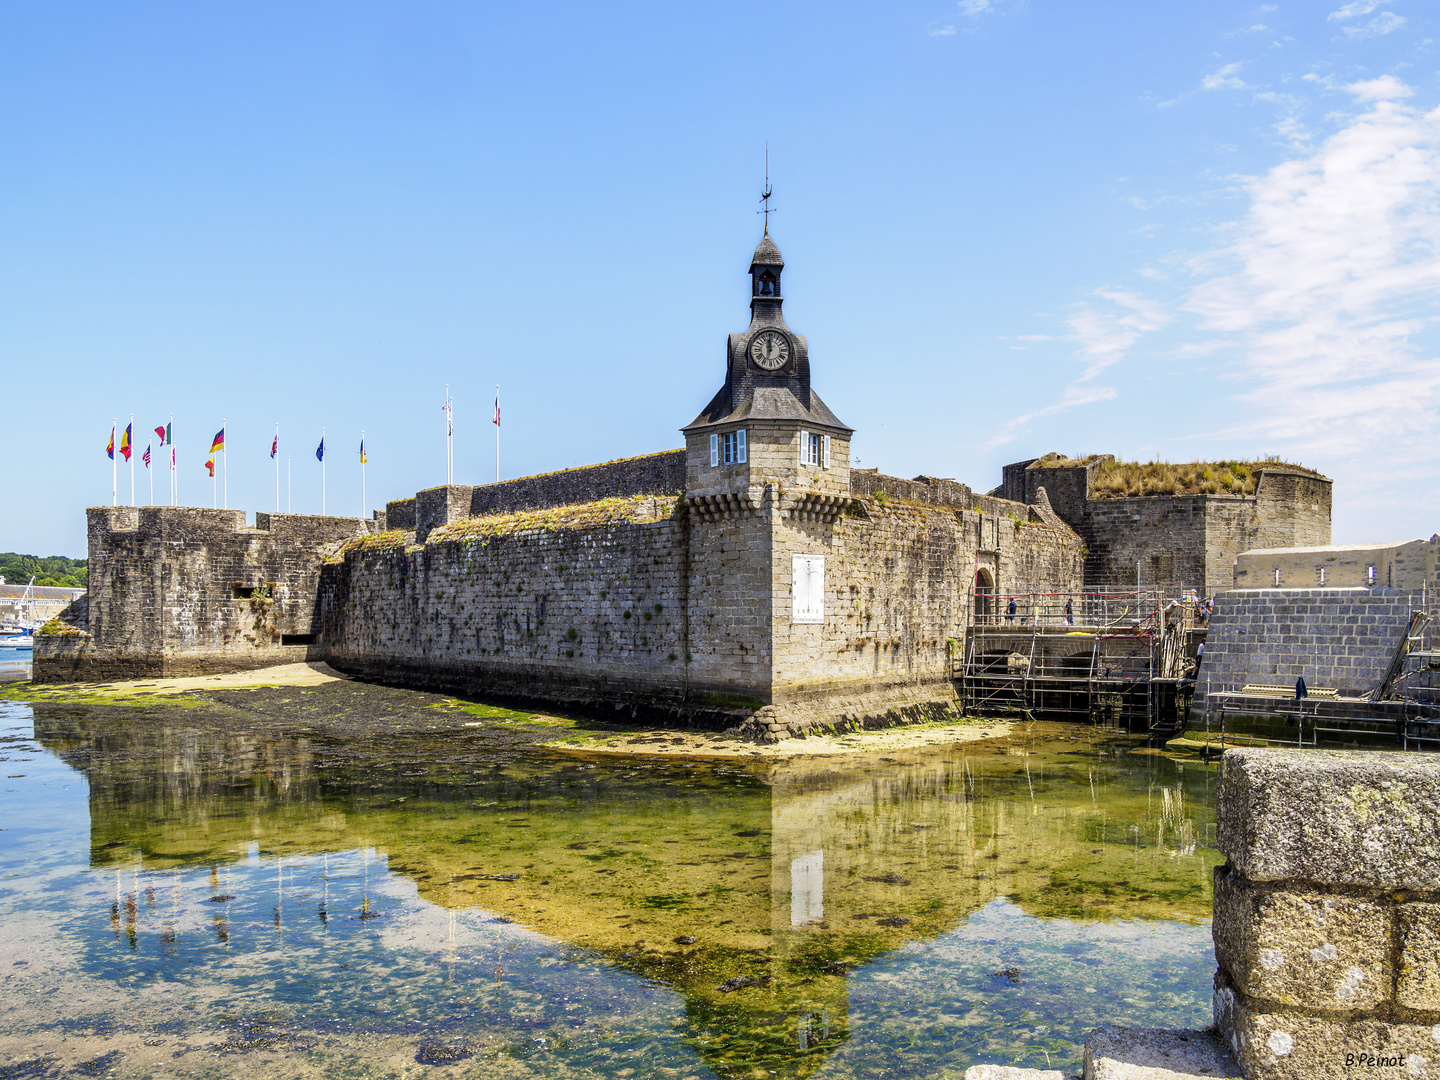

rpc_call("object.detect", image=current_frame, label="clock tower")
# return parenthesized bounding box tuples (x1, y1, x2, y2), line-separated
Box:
(682, 227, 853, 514)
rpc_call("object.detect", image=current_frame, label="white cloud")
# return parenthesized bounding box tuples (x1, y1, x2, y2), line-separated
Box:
(958, 0, 994, 13)
(1180, 81, 1440, 463)
(1018, 334, 1054, 342)
(928, 23, 957, 36)
(1347, 75, 1413, 100)
(1341, 11, 1406, 37)
(1070, 288, 1170, 380)
(1327, 0, 1384, 20)
(985, 385, 1120, 450)
(1203, 62, 1247, 90)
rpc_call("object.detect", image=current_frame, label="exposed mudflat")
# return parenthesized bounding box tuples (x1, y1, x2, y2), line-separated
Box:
(4, 662, 1015, 758)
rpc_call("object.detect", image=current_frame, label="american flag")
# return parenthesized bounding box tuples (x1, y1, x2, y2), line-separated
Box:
(142, 444, 151, 468)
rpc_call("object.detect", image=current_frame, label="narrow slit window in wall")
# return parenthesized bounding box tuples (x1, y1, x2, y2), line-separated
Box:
(792, 553, 825, 624)
(1273, 567, 1282, 587)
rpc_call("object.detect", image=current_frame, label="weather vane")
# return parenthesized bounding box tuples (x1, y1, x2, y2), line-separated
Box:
(758, 142, 775, 232)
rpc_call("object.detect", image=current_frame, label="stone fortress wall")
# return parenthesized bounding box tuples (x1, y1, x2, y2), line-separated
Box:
(37, 456, 1081, 729)
(998, 456, 1332, 596)
(313, 459, 1080, 728)
(1194, 587, 1429, 712)
(36, 506, 374, 681)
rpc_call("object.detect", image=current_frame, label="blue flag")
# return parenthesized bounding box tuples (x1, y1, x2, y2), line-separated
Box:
(316, 437, 324, 462)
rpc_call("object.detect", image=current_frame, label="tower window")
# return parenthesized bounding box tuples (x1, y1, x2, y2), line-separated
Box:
(1272, 567, 1282, 587)
(758, 271, 776, 296)
(722, 429, 747, 465)
(800, 431, 829, 468)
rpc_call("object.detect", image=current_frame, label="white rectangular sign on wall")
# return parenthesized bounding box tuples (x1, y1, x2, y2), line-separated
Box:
(792, 553, 825, 624)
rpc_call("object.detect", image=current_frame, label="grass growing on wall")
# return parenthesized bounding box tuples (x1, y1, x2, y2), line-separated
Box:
(1031, 453, 1324, 498)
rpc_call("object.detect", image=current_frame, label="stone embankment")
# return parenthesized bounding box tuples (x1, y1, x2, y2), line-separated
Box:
(1213, 749, 1440, 1079)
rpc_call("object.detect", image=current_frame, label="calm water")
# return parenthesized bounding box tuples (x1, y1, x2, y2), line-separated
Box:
(0, 692, 1222, 1078)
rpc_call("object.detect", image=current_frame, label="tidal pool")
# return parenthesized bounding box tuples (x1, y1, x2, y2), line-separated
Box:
(0, 687, 1222, 1078)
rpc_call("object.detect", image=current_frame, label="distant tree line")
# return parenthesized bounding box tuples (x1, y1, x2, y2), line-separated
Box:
(0, 553, 87, 589)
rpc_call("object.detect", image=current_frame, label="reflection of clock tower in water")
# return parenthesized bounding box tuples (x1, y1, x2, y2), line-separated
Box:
(682, 225, 853, 516)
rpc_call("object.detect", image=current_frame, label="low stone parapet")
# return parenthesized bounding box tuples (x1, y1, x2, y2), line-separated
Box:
(1213, 749, 1440, 1078)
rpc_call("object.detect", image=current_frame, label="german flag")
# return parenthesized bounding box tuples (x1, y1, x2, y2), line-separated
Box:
(209, 427, 225, 454)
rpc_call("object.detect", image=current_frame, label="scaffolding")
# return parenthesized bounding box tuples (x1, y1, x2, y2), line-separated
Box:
(958, 588, 1194, 735)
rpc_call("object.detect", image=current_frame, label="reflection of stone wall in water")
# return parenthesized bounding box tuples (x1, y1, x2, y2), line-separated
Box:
(38, 710, 1221, 1064)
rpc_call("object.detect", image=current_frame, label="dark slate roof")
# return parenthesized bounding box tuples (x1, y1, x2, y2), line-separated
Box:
(684, 387, 851, 434)
(750, 231, 784, 268)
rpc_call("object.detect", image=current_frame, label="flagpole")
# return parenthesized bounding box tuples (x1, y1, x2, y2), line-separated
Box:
(321, 427, 326, 516)
(222, 418, 228, 511)
(495, 385, 500, 483)
(148, 447, 153, 506)
(275, 423, 280, 513)
(287, 456, 291, 513)
(444, 384, 453, 485)
(169, 413, 175, 506)
(360, 430, 366, 520)
(112, 419, 117, 506)
(129, 413, 135, 507)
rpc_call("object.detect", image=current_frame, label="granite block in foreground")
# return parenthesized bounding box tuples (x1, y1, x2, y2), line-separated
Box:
(1216, 749, 1440, 890)
(1082, 1025, 1239, 1079)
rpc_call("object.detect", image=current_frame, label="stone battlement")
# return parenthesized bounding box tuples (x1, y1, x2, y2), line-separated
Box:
(997, 457, 1333, 594)
(385, 450, 687, 541)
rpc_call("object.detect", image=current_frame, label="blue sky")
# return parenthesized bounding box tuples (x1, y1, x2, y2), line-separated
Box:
(2, 1, 1437, 556)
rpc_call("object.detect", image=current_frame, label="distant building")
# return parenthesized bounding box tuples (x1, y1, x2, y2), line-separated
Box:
(0, 583, 85, 627)
(1233, 537, 1440, 593)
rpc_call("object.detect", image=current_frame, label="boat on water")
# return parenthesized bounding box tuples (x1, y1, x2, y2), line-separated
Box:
(0, 626, 35, 653)
(1, 576, 41, 653)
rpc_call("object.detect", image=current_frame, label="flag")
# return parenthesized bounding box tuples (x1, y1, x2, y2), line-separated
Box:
(443, 396, 452, 436)
(154, 425, 166, 445)
(316, 437, 324, 462)
(209, 428, 225, 454)
(359, 438, 366, 465)
(493, 393, 500, 427)
(120, 424, 132, 462)
(205, 456, 215, 477)
(270, 434, 278, 459)
(166, 422, 172, 446)
(106, 426, 115, 460)
(142, 444, 151, 469)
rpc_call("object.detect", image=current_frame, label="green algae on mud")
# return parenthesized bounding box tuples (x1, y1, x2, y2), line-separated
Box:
(0, 683, 1222, 1079)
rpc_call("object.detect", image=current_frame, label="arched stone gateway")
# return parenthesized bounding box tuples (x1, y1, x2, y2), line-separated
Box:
(974, 568, 996, 624)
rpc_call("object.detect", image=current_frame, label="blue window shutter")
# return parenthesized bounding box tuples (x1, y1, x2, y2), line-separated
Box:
(710, 433, 718, 468)
(737, 429, 747, 464)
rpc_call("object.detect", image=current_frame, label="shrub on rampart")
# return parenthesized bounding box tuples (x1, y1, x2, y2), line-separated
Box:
(1031, 453, 1324, 499)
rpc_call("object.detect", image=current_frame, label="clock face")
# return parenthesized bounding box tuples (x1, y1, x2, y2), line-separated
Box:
(749, 329, 790, 371)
